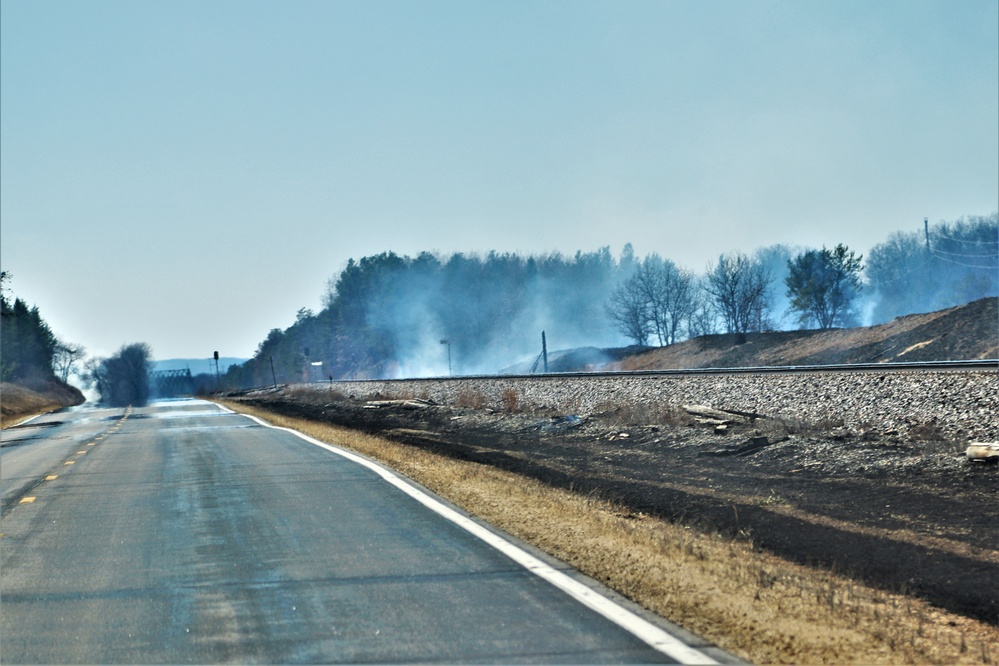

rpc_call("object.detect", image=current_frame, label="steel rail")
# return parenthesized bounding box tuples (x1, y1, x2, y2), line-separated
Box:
(327, 359, 997, 384)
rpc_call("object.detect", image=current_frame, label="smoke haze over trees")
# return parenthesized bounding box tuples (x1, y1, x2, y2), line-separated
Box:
(227, 249, 626, 385)
(866, 213, 998, 323)
(223, 214, 997, 386)
(85, 343, 153, 407)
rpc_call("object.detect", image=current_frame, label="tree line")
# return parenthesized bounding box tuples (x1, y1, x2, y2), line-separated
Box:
(2, 271, 153, 406)
(1, 270, 85, 388)
(594, 242, 864, 347)
(225, 248, 624, 386)
(221, 213, 995, 387)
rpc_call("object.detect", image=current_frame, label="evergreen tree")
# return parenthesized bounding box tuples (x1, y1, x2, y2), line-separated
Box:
(1, 272, 61, 384)
(785, 244, 863, 329)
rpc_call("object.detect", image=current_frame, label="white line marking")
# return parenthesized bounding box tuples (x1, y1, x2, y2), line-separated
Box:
(237, 411, 720, 664)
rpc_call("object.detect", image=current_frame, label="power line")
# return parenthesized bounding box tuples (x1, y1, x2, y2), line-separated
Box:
(867, 249, 997, 287)
(931, 253, 998, 270)
(865, 256, 932, 287)
(929, 246, 999, 259)
(929, 231, 998, 246)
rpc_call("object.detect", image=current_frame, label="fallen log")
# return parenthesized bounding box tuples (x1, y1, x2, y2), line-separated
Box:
(683, 405, 750, 425)
(966, 442, 999, 463)
(364, 399, 434, 410)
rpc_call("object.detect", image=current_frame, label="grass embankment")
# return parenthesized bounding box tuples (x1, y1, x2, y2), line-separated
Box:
(216, 399, 998, 665)
(0, 381, 84, 428)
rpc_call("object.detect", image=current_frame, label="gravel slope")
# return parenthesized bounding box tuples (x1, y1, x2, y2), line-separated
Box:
(326, 368, 997, 442)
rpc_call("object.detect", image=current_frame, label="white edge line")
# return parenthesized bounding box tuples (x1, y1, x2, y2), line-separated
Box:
(235, 410, 720, 665)
(10, 413, 43, 427)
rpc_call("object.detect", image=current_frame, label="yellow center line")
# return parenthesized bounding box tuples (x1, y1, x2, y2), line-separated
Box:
(19, 497, 36, 504)
(64, 460, 75, 465)
(45, 475, 58, 481)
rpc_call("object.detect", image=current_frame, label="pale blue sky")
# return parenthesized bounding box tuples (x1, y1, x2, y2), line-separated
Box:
(2, 0, 997, 360)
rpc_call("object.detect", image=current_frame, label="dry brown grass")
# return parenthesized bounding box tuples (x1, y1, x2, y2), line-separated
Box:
(1, 382, 63, 428)
(216, 399, 998, 665)
(454, 386, 489, 409)
(500, 388, 520, 413)
(616, 298, 998, 371)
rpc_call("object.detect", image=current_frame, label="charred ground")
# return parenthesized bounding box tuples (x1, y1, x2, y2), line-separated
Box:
(234, 387, 998, 626)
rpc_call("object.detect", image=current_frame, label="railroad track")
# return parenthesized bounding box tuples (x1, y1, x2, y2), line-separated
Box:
(228, 360, 997, 440)
(272, 359, 995, 442)
(327, 359, 997, 385)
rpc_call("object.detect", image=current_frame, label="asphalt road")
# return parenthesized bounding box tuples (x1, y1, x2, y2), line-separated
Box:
(1, 399, 728, 664)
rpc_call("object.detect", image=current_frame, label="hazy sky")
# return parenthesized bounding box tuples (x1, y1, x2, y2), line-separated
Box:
(2, 0, 997, 361)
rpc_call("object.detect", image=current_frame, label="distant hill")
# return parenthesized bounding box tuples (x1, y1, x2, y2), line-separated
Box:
(610, 297, 997, 371)
(153, 357, 248, 375)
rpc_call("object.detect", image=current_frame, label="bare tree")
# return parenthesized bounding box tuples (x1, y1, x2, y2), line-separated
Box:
(605, 280, 651, 346)
(81, 357, 108, 399)
(605, 254, 696, 346)
(641, 255, 696, 345)
(53, 340, 86, 383)
(753, 244, 799, 330)
(704, 252, 773, 334)
(685, 278, 719, 338)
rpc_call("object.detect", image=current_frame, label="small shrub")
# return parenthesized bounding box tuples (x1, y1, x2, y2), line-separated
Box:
(908, 421, 949, 442)
(501, 388, 520, 413)
(455, 387, 488, 409)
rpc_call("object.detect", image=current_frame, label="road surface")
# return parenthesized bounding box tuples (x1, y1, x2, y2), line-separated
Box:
(1, 399, 730, 664)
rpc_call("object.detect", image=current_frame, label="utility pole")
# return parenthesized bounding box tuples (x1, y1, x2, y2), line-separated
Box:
(269, 355, 278, 387)
(440, 339, 452, 376)
(542, 331, 548, 373)
(924, 217, 930, 252)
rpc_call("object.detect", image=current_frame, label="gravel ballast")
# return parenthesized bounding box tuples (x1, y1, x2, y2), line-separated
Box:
(325, 369, 998, 442)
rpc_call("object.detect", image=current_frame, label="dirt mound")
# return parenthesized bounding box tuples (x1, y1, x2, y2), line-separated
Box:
(0, 380, 86, 428)
(613, 297, 998, 371)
